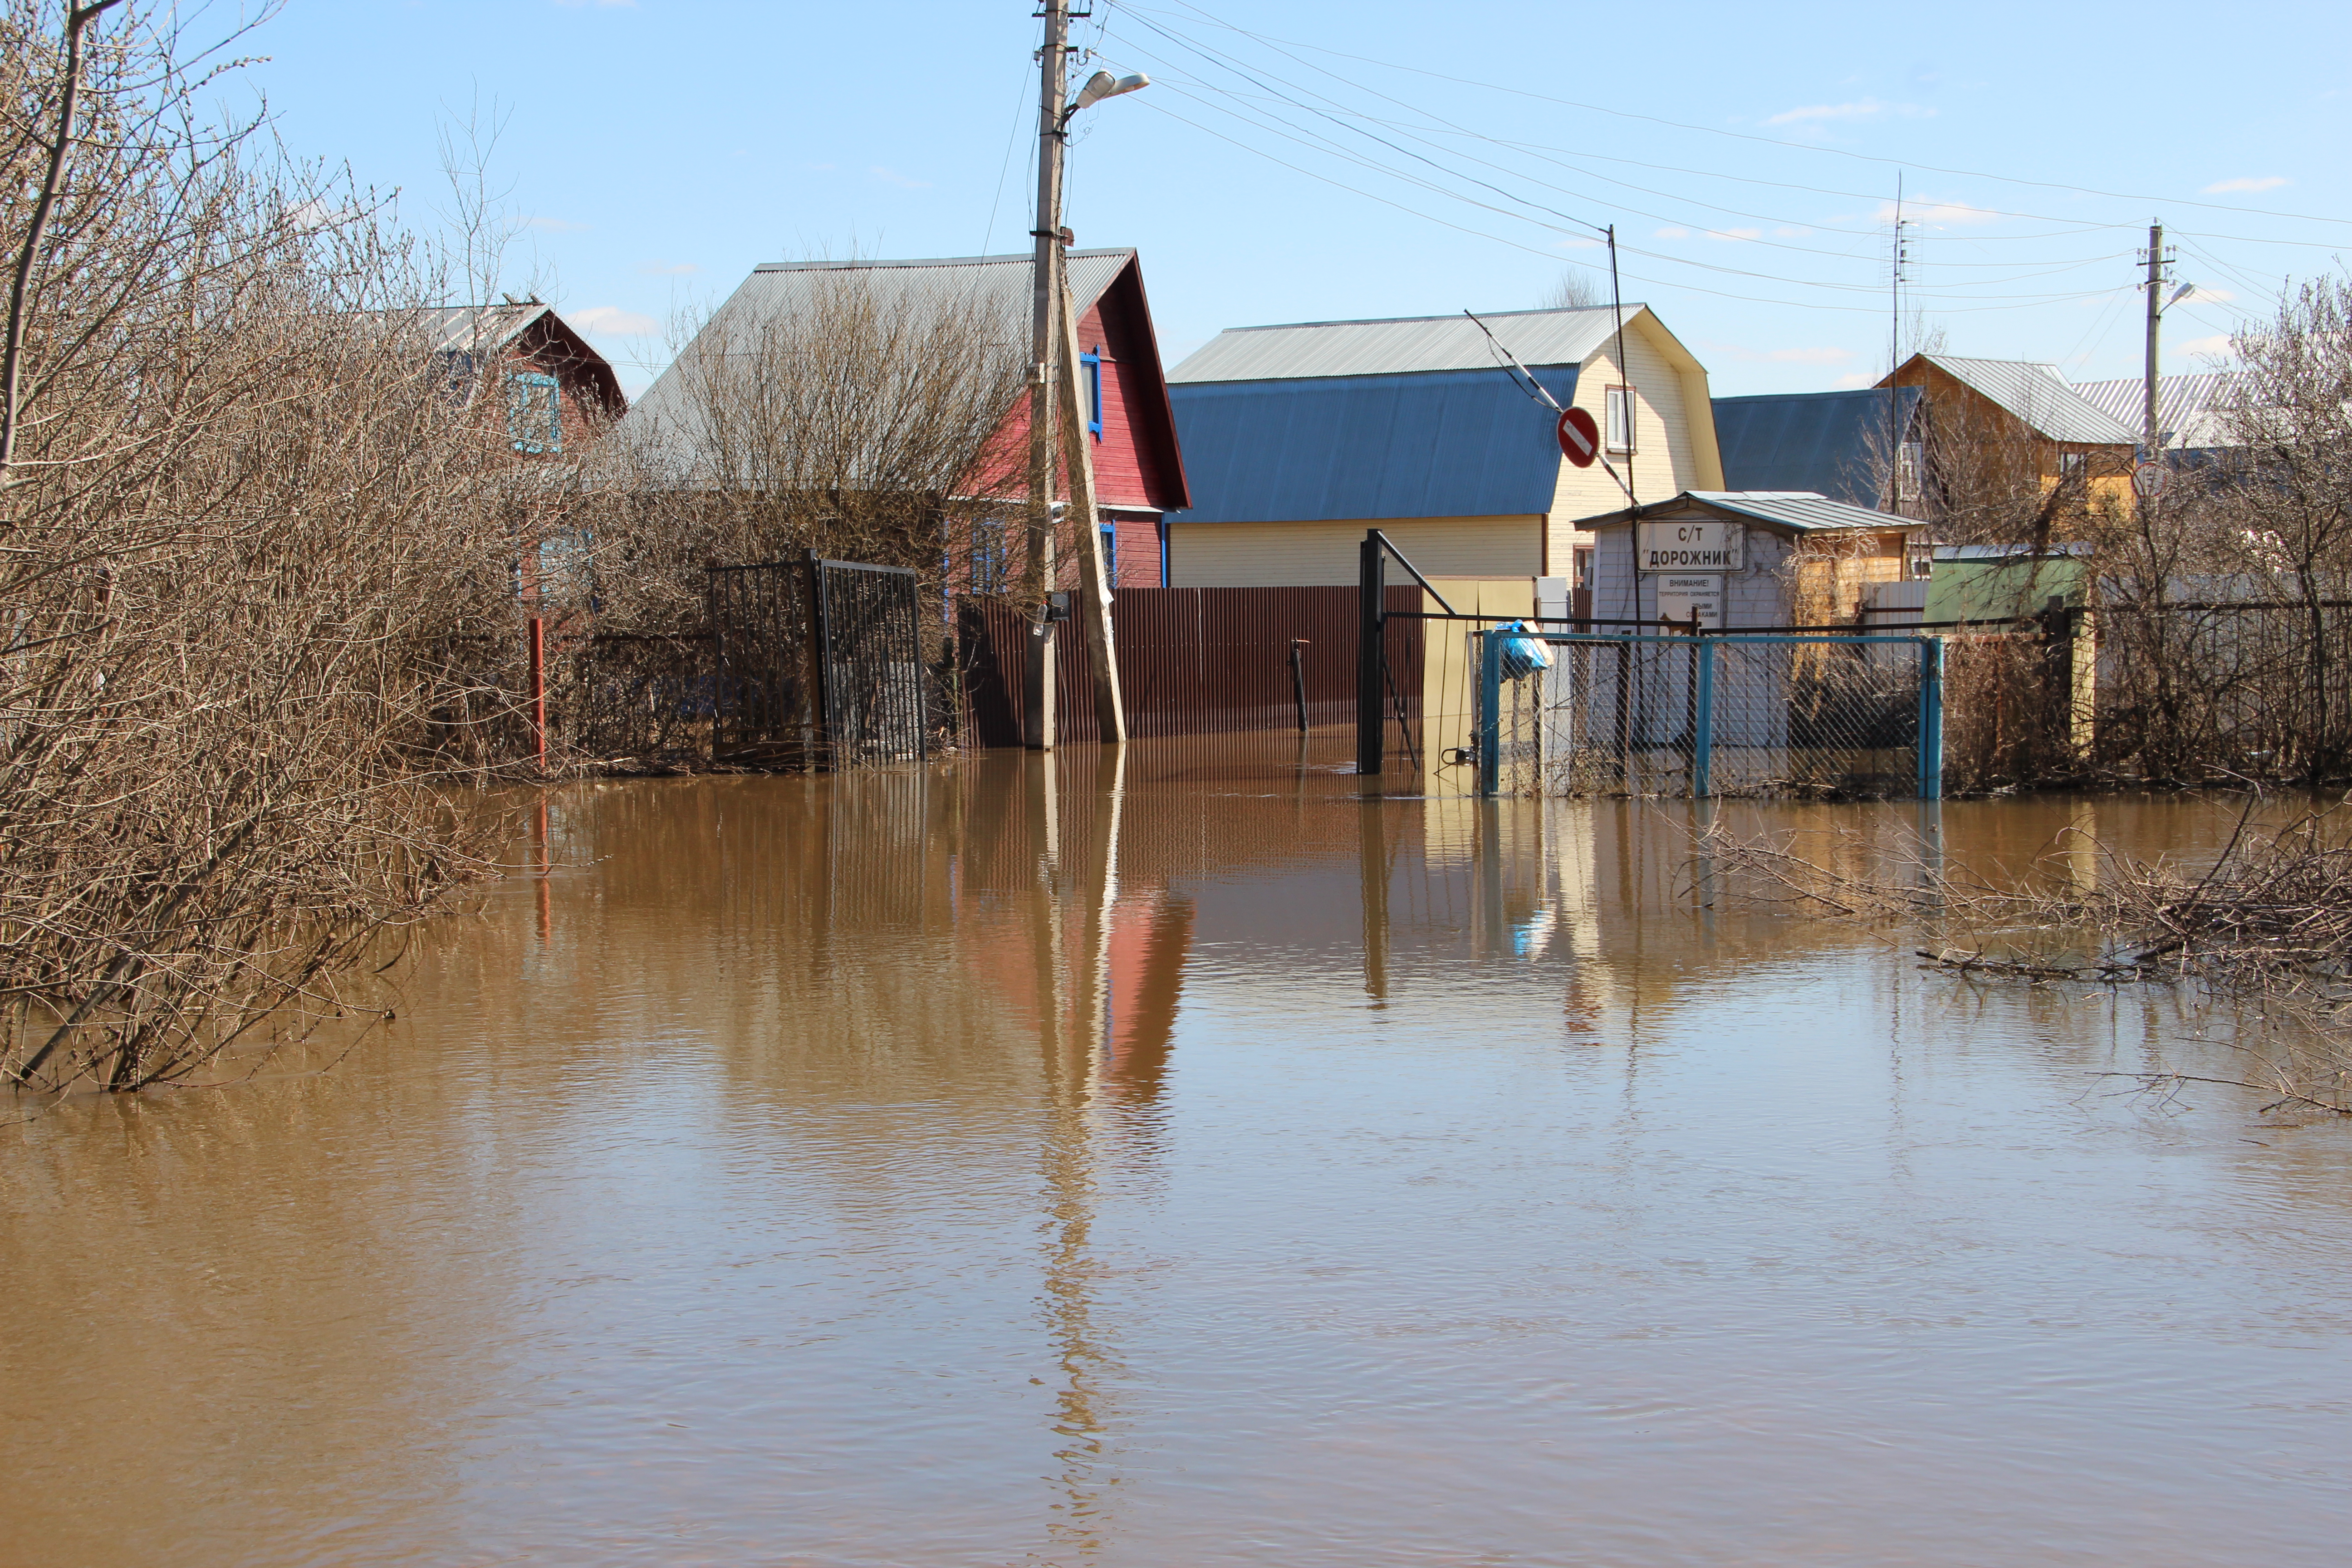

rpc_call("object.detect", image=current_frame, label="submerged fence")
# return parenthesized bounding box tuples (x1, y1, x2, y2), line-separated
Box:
(1475, 629, 1944, 800)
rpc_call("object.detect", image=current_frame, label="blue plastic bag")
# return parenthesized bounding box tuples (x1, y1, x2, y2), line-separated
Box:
(1494, 620, 1553, 681)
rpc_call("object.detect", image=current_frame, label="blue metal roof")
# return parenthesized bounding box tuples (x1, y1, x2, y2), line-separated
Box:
(1168, 366, 1578, 524)
(1711, 387, 1920, 507)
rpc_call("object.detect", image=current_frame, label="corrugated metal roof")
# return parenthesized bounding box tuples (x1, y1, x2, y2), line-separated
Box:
(1899, 355, 2138, 445)
(1586, 490, 1913, 534)
(621, 250, 1135, 475)
(2069, 372, 2244, 449)
(1169, 304, 1637, 384)
(1712, 387, 1920, 506)
(1168, 365, 1578, 524)
(395, 302, 549, 356)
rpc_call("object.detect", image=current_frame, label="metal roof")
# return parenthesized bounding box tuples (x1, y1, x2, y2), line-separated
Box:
(1169, 304, 1639, 384)
(1585, 490, 1914, 534)
(1168, 365, 1578, 524)
(621, 250, 1137, 475)
(2069, 372, 2244, 449)
(395, 302, 549, 357)
(1712, 387, 1920, 506)
(1896, 355, 2138, 446)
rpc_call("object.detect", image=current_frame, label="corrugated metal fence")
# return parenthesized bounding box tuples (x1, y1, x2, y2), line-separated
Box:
(959, 586, 1422, 747)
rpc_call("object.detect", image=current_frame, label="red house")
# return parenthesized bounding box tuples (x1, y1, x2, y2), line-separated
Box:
(624, 249, 1189, 584)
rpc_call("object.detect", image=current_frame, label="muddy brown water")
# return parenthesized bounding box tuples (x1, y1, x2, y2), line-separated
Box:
(5, 734, 2350, 1567)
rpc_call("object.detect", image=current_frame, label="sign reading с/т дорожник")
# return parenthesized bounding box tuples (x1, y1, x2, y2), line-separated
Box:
(1636, 520, 1745, 573)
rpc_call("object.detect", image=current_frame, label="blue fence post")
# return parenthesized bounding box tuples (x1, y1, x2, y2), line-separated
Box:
(1692, 637, 1716, 799)
(1917, 635, 1945, 800)
(1476, 631, 1501, 797)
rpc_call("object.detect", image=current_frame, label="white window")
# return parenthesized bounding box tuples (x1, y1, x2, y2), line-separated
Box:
(1605, 385, 1636, 453)
(2058, 451, 2087, 479)
(1896, 441, 1923, 502)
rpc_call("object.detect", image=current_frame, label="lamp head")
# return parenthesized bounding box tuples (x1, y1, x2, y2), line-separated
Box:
(1072, 70, 1149, 112)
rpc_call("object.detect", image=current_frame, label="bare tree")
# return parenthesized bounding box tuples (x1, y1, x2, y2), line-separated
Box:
(1, 1, 574, 1091)
(1543, 269, 1605, 311)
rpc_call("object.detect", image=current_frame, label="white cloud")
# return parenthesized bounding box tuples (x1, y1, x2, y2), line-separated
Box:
(2174, 333, 2234, 358)
(1653, 225, 1690, 240)
(1773, 225, 1811, 238)
(1765, 98, 1933, 127)
(1705, 227, 1763, 242)
(2202, 175, 2288, 194)
(1875, 198, 1999, 227)
(1834, 372, 1876, 389)
(571, 305, 659, 337)
(637, 259, 700, 276)
(1768, 346, 1854, 365)
(525, 215, 589, 233)
(868, 165, 931, 190)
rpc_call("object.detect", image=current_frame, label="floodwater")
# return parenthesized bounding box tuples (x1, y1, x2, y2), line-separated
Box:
(5, 735, 2350, 1568)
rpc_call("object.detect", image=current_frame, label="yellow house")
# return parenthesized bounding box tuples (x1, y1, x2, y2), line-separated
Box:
(1163, 304, 1723, 603)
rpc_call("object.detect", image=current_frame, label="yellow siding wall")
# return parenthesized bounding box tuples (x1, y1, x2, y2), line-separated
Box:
(1170, 515, 1543, 588)
(1547, 318, 1712, 572)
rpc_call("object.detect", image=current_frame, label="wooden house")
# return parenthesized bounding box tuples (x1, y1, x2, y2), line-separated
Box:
(1163, 304, 1723, 595)
(622, 249, 1189, 586)
(1878, 354, 2137, 514)
(406, 302, 627, 456)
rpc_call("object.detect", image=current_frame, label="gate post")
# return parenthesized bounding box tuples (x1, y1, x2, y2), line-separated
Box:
(1917, 635, 1945, 800)
(1356, 531, 1385, 777)
(1476, 630, 1501, 797)
(1692, 636, 1715, 799)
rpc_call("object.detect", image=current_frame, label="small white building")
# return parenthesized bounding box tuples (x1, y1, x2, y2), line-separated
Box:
(1581, 490, 1918, 631)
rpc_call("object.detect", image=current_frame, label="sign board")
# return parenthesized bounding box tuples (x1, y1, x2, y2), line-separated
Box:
(1637, 520, 1745, 573)
(2131, 461, 2170, 500)
(1556, 406, 1600, 468)
(1655, 574, 1724, 632)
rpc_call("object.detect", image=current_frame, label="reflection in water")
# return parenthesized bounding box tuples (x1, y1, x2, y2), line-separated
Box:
(5, 735, 2352, 1567)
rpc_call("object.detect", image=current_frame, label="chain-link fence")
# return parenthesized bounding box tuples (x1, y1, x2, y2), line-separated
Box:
(1476, 630, 1943, 800)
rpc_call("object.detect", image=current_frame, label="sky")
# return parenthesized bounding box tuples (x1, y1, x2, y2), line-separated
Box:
(224, 0, 2352, 399)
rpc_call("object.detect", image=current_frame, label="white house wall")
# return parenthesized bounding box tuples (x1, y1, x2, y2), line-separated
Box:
(1547, 318, 1714, 573)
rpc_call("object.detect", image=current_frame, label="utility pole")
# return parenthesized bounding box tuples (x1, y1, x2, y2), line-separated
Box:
(2141, 220, 2171, 456)
(1888, 183, 1910, 511)
(1022, 0, 1070, 751)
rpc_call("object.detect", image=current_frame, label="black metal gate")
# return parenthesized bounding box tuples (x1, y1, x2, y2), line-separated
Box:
(706, 554, 927, 769)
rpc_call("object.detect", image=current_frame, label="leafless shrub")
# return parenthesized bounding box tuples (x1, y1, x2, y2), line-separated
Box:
(593, 261, 1036, 635)
(1, 1, 569, 1091)
(1701, 802, 2352, 1115)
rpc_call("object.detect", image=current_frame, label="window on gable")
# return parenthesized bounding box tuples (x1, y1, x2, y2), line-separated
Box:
(508, 371, 561, 454)
(1100, 522, 1117, 583)
(1896, 441, 1923, 502)
(1605, 385, 1636, 454)
(1082, 345, 1104, 440)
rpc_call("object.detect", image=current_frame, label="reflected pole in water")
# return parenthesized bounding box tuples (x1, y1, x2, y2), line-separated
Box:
(1358, 799, 1394, 1004)
(534, 798, 552, 945)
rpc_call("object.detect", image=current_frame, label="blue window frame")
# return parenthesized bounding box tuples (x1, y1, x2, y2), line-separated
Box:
(1100, 522, 1117, 583)
(1082, 345, 1103, 440)
(508, 371, 561, 454)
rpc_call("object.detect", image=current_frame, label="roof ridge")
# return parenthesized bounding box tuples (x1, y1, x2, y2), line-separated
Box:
(752, 248, 1134, 273)
(1214, 303, 1639, 335)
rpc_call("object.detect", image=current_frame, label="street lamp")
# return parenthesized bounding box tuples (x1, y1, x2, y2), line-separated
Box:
(1068, 70, 1149, 118)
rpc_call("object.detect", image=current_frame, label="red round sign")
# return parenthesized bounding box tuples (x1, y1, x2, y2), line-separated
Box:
(1556, 406, 1601, 468)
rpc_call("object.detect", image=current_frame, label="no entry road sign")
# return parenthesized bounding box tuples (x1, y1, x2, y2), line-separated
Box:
(1556, 406, 1600, 468)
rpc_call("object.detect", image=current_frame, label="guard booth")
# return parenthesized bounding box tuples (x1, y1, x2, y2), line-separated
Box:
(1579, 490, 1920, 632)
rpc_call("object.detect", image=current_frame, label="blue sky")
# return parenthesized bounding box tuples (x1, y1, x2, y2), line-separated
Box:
(238, 0, 2350, 397)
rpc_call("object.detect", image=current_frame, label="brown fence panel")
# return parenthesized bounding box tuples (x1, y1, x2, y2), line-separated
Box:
(956, 586, 1423, 747)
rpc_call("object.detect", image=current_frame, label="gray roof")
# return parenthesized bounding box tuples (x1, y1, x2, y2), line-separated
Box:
(1170, 304, 1640, 384)
(1588, 490, 1915, 534)
(1896, 355, 2138, 446)
(620, 250, 1136, 477)
(398, 302, 551, 357)
(2069, 372, 2244, 449)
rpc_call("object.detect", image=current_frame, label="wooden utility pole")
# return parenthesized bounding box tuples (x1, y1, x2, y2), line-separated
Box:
(1022, 0, 1127, 749)
(1022, 0, 1070, 750)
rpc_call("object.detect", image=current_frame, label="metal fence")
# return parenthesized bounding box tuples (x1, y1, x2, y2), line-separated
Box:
(706, 555, 926, 769)
(1476, 630, 1944, 800)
